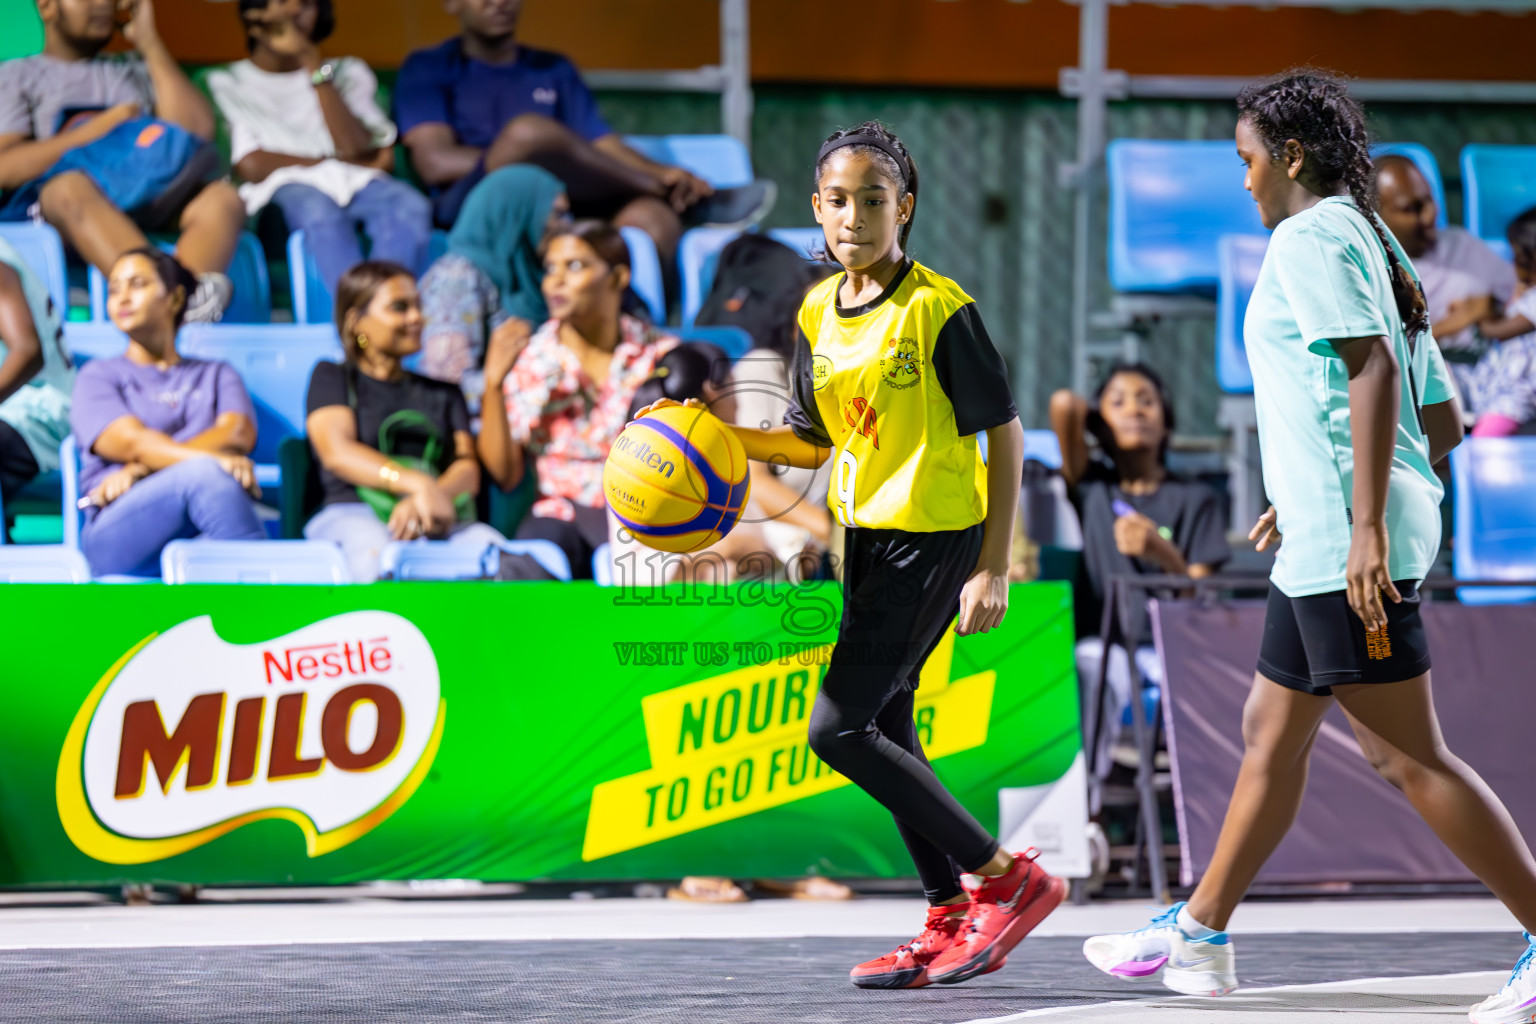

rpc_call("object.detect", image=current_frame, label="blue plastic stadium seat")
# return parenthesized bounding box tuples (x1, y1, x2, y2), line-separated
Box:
(1022, 429, 1063, 470)
(380, 539, 486, 580)
(1216, 234, 1270, 395)
(63, 321, 130, 365)
(178, 324, 343, 487)
(679, 226, 823, 328)
(767, 227, 824, 261)
(291, 229, 453, 325)
(60, 436, 82, 551)
(592, 542, 612, 586)
(91, 231, 271, 324)
(0, 545, 91, 582)
(161, 539, 352, 584)
(676, 324, 753, 362)
(378, 538, 570, 582)
(1462, 144, 1536, 262)
(1371, 143, 1448, 231)
(0, 222, 67, 318)
(618, 226, 666, 325)
(678, 226, 736, 327)
(623, 135, 753, 189)
(288, 228, 328, 325)
(1107, 139, 1268, 295)
(1450, 437, 1536, 605)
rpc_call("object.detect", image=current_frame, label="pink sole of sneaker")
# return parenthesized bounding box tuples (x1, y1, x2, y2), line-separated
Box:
(930, 874, 1069, 985)
(1109, 957, 1168, 978)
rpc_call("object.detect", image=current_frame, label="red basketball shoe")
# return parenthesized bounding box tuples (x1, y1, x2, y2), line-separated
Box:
(850, 906, 971, 989)
(926, 848, 1067, 985)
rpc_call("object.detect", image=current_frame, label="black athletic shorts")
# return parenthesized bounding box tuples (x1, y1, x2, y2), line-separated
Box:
(1256, 580, 1432, 696)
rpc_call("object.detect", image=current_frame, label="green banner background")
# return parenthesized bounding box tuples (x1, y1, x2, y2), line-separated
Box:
(0, 581, 1078, 887)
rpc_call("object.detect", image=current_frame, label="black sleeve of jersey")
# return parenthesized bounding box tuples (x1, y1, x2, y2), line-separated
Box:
(783, 326, 833, 448)
(932, 302, 1018, 436)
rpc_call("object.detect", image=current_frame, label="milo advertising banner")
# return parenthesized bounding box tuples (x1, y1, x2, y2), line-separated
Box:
(0, 581, 1084, 887)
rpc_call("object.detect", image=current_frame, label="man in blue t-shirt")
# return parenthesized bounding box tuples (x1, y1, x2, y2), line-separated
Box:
(396, 0, 773, 271)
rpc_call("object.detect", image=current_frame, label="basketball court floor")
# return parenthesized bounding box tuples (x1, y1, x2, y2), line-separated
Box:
(0, 891, 1522, 1022)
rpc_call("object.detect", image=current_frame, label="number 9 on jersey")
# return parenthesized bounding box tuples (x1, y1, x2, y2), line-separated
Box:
(835, 450, 858, 527)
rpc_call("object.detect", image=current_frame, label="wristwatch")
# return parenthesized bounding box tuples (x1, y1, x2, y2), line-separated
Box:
(311, 62, 337, 87)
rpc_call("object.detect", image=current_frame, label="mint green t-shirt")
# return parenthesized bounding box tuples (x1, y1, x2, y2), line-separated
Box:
(1245, 196, 1455, 597)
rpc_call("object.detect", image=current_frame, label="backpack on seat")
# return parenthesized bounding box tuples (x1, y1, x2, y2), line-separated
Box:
(0, 117, 217, 227)
(695, 233, 834, 354)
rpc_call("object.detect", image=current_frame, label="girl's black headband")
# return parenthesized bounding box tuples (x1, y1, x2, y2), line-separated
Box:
(815, 134, 910, 189)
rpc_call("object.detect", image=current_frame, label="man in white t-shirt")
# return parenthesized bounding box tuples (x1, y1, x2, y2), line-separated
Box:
(208, 0, 432, 297)
(1376, 155, 1523, 410)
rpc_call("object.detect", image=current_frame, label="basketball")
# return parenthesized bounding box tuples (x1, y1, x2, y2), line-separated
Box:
(604, 404, 751, 553)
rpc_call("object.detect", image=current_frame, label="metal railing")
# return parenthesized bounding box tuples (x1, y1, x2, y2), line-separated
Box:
(585, 0, 752, 147)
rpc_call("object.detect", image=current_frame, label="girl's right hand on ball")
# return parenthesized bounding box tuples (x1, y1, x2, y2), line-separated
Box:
(631, 397, 703, 420)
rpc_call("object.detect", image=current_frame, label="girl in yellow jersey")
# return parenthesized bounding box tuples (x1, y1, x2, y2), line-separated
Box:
(636, 122, 1065, 988)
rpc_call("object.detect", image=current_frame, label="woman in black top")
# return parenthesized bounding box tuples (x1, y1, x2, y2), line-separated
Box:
(305, 261, 505, 582)
(1050, 363, 1229, 800)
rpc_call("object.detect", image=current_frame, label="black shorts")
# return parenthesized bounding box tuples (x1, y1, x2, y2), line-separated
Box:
(1256, 581, 1432, 696)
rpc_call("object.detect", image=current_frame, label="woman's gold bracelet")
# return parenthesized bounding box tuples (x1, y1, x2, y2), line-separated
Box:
(378, 462, 403, 490)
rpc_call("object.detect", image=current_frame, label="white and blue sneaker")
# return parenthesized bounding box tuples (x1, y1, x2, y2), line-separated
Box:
(1470, 933, 1536, 1024)
(1083, 903, 1180, 979)
(1162, 925, 1238, 997)
(1082, 902, 1238, 997)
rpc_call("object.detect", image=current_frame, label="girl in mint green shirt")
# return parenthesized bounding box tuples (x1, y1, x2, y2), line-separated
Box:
(1080, 71, 1536, 1023)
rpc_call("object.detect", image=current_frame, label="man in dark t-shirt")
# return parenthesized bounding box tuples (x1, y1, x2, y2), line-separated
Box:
(1049, 365, 1229, 803)
(396, 0, 774, 267)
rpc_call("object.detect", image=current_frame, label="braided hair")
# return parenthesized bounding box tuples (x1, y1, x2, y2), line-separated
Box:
(1237, 69, 1430, 341)
(813, 121, 920, 257)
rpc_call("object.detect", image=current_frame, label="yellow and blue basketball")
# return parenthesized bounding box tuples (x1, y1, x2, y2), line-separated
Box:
(604, 405, 751, 553)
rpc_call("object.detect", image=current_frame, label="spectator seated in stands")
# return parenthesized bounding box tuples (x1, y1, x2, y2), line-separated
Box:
(305, 261, 505, 584)
(1049, 364, 1229, 803)
(208, 0, 433, 299)
(394, 0, 772, 270)
(417, 164, 568, 391)
(71, 249, 265, 577)
(1455, 207, 1536, 437)
(477, 220, 678, 580)
(1376, 155, 1531, 419)
(0, 0, 246, 322)
(0, 236, 73, 541)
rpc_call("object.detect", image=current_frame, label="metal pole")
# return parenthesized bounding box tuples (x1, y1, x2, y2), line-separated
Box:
(1069, 0, 1110, 395)
(720, 0, 753, 149)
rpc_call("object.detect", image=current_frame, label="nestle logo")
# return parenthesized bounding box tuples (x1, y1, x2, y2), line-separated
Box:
(262, 638, 392, 684)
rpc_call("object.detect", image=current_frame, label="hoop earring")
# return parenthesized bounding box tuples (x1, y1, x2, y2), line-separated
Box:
(356, 334, 368, 351)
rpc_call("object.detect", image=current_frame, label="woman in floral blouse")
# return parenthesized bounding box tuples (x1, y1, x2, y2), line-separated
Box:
(478, 220, 678, 579)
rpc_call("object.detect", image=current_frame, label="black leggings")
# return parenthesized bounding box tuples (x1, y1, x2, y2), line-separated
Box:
(807, 524, 999, 904)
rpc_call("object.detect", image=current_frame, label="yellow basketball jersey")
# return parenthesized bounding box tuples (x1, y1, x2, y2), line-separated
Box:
(785, 261, 1017, 532)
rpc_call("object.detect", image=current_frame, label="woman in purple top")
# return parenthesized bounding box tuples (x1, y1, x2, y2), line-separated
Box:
(70, 249, 265, 577)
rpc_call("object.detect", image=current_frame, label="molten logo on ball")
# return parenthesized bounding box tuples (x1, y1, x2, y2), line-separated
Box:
(57, 612, 445, 864)
(611, 433, 677, 479)
(604, 405, 751, 553)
